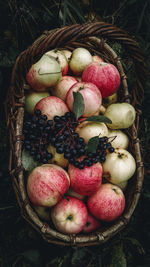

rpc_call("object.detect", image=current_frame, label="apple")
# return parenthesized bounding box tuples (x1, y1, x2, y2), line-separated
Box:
(47, 144, 69, 168)
(66, 188, 85, 200)
(92, 55, 104, 63)
(82, 62, 120, 98)
(34, 96, 69, 120)
(87, 183, 125, 221)
(51, 196, 88, 234)
(107, 129, 129, 149)
(75, 120, 108, 144)
(102, 148, 136, 184)
(33, 205, 50, 221)
(69, 47, 93, 75)
(66, 82, 102, 117)
(26, 54, 62, 91)
(46, 49, 68, 75)
(25, 91, 50, 114)
(82, 212, 100, 233)
(27, 164, 70, 207)
(103, 92, 117, 107)
(68, 159, 102, 196)
(104, 103, 136, 129)
(61, 49, 72, 62)
(116, 180, 128, 191)
(51, 76, 78, 101)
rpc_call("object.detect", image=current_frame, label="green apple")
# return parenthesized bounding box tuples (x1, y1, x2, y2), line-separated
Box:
(25, 91, 50, 114)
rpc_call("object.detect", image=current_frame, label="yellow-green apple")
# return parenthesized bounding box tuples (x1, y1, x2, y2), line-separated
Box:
(51, 196, 88, 234)
(25, 91, 50, 114)
(68, 159, 103, 195)
(27, 164, 70, 207)
(47, 144, 69, 168)
(87, 183, 125, 221)
(69, 47, 93, 76)
(75, 121, 108, 144)
(33, 205, 51, 221)
(104, 103, 136, 129)
(66, 82, 102, 117)
(82, 212, 100, 233)
(102, 148, 136, 184)
(34, 96, 69, 120)
(92, 55, 104, 63)
(107, 129, 129, 149)
(61, 49, 72, 62)
(51, 76, 78, 101)
(66, 188, 85, 200)
(46, 49, 68, 75)
(103, 92, 117, 107)
(82, 62, 120, 97)
(26, 54, 62, 91)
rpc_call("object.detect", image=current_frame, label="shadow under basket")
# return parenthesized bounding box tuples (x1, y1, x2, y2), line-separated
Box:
(6, 22, 146, 247)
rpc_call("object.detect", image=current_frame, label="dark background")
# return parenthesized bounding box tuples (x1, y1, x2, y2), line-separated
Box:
(0, 1, 150, 266)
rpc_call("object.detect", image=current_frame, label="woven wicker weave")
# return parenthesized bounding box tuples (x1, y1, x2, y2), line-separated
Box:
(6, 22, 146, 246)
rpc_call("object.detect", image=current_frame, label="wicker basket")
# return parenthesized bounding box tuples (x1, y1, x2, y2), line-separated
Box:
(6, 22, 146, 247)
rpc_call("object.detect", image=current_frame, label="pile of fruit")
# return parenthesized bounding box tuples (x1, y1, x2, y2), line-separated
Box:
(22, 47, 136, 234)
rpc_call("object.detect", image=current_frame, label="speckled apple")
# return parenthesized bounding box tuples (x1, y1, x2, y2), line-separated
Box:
(87, 183, 125, 221)
(68, 160, 103, 196)
(66, 82, 102, 117)
(34, 96, 69, 120)
(82, 212, 100, 233)
(27, 164, 70, 207)
(82, 62, 120, 98)
(51, 75, 78, 101)
(51, 196, 88, 234)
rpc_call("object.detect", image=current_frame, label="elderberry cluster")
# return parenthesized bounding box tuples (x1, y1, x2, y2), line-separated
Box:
(23, 110, 115, 168)
(23, 109, 53, 163)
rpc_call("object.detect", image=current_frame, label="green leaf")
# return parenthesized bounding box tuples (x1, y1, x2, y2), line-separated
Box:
(83, 115, 112, 124)
(109, 243, 127, 267)
(73, 91, 85, 119)
(86, 136, 99, 153)
(22, 149, 39, 173)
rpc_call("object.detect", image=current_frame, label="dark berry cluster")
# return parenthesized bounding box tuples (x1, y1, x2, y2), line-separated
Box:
(23, 110, 114, 168)
(23, 109, 53, 163)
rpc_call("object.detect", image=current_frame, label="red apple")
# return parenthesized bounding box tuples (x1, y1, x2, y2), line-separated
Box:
(51, 76, 78, 101)
(87, 183, 125, 221)
(51, 196, 88, 234)
(68, 160, 103, 196)
(26, 54, 62, 91)
(46, 49, 68, 75)
(34, 96, 69, 120)
(82, 212, 100, 233)
(82, 62, 120, 98)
(27, 164, 70, 207)
(66, 82, 102, 117)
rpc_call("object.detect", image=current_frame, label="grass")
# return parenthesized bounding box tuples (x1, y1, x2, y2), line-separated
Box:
(0, 0, 150, 266)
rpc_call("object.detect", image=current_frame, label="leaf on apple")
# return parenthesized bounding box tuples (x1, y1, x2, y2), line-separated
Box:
(22, 149, 40, 173)
(84, 115, 112, 124)
(86, 136, 99, 153)
(73, 91, 85, 119)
